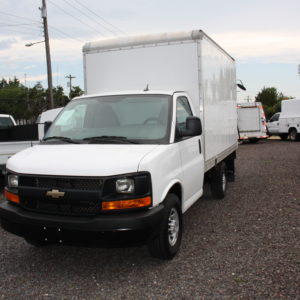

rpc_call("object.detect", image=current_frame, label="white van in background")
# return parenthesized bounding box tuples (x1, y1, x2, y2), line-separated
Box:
(36, 107, 63, 140)
(267, 99, 300, 141)
(237, 102, 268, 143)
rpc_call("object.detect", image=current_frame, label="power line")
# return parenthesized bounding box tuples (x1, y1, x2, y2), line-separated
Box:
(48, 25, 84, 43)
(0, 11, 39, 23)
(63, 0, 119, 36)
(47, 0, 107, 36)
(0, 27, 42, 36)
(0, 22, 39, 27)
(72, 0, 126, 35)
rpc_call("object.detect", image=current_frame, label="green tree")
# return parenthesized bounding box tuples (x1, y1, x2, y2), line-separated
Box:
(69, 86, 84, 99)
(255, 87, 293, 119)
(0, 77, 84, 122)
(52, 86, 69, 107)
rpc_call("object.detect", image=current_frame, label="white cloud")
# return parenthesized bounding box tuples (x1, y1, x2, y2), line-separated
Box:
(213, 31, 300, 63)
(19, 73, 62, 83)
(0, 35, 83, 64)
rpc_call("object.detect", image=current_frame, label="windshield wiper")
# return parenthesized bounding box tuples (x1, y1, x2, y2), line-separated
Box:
(43, 136, 80, 144)
(82, 136, 139, 144)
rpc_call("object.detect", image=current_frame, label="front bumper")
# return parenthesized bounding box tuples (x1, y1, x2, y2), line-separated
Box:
(0, 201, 164, 246)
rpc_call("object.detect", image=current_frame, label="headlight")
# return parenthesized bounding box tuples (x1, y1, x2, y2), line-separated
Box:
(116, 178, 135, 194)
(8, 175, 18, 188)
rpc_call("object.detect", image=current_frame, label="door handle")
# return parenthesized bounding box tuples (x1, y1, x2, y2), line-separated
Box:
(198, 139, 202, 154)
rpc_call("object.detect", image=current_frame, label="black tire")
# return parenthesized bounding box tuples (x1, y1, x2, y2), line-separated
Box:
(148, 194, 182, 260)
(25, 237, 50, 247)
(249, 138, 259, 143)
(210, 162, 227, 199)
(225, 158, 235, 182)
(280, 134, 288, 140)
(289, 128, 299, 141)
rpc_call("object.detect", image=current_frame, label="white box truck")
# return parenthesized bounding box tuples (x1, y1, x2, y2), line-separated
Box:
(0, 30, 238, 259)
(267, 99, 300, 141)
(237, 102, 268, 143)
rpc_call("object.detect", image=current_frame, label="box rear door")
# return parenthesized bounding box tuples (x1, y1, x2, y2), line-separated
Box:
(238, 107, 260, 132)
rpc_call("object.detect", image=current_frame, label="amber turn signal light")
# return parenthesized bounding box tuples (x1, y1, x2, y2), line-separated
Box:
(102, 196, 151, 211)
(4, 189, 20, 204)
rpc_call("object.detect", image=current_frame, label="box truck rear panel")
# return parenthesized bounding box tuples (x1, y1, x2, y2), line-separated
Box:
(238, 107, 261, 132)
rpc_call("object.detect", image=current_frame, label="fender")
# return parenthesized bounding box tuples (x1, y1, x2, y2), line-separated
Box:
(160, 179, 183, 210)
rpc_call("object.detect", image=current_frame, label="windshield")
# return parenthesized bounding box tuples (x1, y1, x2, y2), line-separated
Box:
(44, 94, 172, 144)
(0, 117, 14, 129)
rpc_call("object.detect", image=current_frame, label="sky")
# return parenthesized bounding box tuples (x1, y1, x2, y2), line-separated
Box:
(0, 0, 300, 102)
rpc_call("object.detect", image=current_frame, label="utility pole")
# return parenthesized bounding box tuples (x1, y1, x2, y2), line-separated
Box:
(65, 74, 76, 99)
(41, 0, 54, 109)
(245, 96, 251, 102)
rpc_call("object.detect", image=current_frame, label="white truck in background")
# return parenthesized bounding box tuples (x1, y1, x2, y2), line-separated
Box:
(267, 99, 300, 141)
(0, 114, 16, 129)
(237, 102, 268, 143)
(0, 109, 62, 178)
(0, 30, 238, 259)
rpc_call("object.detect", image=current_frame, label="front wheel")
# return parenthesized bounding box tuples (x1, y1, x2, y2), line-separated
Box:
(280, 134, 288, 140)
(148, 194, 182, 260)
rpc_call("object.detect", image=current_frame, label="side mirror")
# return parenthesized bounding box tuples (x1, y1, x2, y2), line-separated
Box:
(180, 116, 202, 137)
(44, 121, 52, 134)
(237, 83, 246, 91)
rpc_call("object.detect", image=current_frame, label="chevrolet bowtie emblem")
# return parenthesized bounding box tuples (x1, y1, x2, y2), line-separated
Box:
(46, 189, 65, 199)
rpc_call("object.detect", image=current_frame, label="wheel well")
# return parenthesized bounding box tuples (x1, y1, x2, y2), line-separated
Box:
(289, 127, 297, 134)
(168, 183, 182, 205)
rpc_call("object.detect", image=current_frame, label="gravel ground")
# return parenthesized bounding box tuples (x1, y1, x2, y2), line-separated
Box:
(0, 139, 299, 299)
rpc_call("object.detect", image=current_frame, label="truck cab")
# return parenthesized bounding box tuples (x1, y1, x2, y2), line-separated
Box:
(267, 112, 280, 135)
(0, 114, 16, 129)
(1, 91, 206, 259)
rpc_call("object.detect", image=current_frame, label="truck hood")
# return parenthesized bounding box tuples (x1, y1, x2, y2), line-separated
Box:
(7, 144, 158, 176)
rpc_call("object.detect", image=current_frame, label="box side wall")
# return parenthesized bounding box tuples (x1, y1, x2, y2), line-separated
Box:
(200, 38, 237, 166)
(84, 42, 200, 112)
(281, 99, 300, 118)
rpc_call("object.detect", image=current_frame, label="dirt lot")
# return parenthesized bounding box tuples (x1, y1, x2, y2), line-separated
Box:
(0, 139, 299, 299)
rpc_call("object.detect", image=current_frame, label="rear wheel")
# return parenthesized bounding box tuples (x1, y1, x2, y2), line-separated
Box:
(249, 138, 258, 143)
(210, 162, 227, 199)
(148, 194, 182, 260)
(289, 129, 299, 141)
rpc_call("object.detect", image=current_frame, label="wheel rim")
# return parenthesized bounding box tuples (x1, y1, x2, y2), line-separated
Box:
(290, 130, 296, 140)
(168, 208, 180, 246)
(222, 172, 226, 192)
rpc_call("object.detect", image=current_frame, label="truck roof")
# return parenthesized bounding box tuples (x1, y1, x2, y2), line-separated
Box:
(83, 29, 234, 61)
(73, 90, 179, 101)
(237, 102, 262, 108)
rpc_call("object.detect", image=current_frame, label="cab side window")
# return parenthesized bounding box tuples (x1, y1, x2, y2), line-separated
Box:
(176, 97, 193, 130)
(270, 113, 279, 122)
